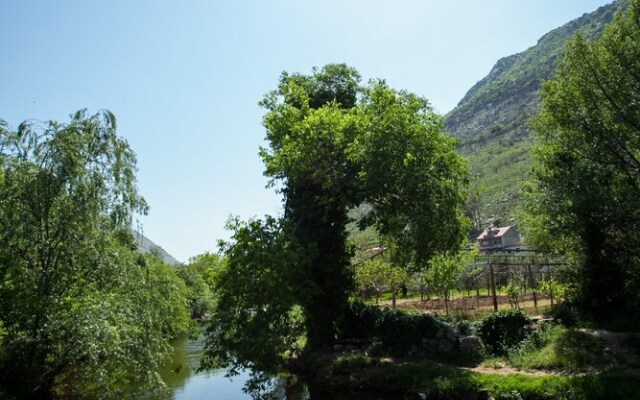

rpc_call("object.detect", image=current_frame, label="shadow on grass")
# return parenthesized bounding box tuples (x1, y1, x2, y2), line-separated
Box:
(305, 345, 640, 400)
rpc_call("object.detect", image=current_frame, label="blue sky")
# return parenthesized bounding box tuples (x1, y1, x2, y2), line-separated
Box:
(0, 0, 613, 261)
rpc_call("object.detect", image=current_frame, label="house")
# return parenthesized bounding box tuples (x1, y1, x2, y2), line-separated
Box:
(476, 225, 521, 252)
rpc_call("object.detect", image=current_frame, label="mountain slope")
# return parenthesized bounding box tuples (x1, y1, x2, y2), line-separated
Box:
(444, 0, 626, 224)
(132, 230, 181, 266)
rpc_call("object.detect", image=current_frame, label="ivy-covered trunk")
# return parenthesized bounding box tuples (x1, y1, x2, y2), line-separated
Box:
(286, 181, 353, 349)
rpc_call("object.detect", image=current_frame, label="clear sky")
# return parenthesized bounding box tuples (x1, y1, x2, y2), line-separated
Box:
(0, 0, 613, 262)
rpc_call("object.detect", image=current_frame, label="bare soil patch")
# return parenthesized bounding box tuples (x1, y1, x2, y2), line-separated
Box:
(383, 293, 552, 315)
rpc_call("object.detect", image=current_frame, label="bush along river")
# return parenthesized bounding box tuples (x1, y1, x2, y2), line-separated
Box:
(135, 333, 385, 400)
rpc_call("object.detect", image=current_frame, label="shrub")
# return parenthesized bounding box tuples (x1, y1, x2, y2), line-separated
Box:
(478, 310, 530, 355)
(456, 319, 477, 336)
(330, 352, 374, 374)
(339, 301, 384, 341)
(508, 323, 563, 369)
(546, 301, 583, 327)
(338, 302, 452, 354)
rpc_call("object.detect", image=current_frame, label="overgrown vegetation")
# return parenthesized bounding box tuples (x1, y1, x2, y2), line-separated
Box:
(0, 111, 192, 398)
(508, 324, 606, 371)
(338, 302, 453, 356)
(316, 352, 640, 400)
(177, 252, 223, 320)
(477, 310, 530, 355)
(3, 4, 640, 399)
(522, 0, 640, 322)
(202, 64, 469, 373)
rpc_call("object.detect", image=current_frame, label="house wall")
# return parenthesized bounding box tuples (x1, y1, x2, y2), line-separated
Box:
(480, 237, 501, 249)
(501, 229, 520, 247)
(478, 227, 521, 250)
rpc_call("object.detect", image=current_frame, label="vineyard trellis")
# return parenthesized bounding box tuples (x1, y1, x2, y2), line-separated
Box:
(352, 238, 568, 313)
(466, 250, 566, 311)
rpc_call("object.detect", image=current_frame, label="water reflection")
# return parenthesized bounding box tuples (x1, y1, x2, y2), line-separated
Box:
(141, 334, 384, 400)
(143, 334, 307, 400)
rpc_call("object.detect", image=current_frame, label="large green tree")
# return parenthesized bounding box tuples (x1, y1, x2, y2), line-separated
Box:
(0, 111, 189, 398)
(204, 65, 468, 370)
(523, 0, 640, 319)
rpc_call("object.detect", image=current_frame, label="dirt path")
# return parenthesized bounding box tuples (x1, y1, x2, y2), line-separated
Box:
(465, 329, 640, 376)
(464, 365, 554, 376)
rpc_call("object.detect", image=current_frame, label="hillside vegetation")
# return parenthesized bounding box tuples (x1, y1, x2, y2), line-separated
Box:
(444, 0, 626, 224)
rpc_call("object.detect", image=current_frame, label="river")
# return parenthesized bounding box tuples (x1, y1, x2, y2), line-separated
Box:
(138, 334, 380, 400)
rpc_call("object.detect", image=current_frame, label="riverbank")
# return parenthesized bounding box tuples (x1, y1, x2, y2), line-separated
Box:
(293, 349, 640, 400)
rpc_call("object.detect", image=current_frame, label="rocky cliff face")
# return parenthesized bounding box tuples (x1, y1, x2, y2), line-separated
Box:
(444, 1, 625, 223)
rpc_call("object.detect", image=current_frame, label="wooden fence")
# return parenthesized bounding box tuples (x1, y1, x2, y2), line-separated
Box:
(465, 250, 566, 311)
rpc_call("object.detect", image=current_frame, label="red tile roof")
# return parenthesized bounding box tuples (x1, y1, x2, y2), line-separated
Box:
(476, 226, 514, 241)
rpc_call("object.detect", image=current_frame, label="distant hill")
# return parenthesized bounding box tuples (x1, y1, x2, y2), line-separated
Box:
(132, 230, 181, 266)
(444, 0, 626, 225)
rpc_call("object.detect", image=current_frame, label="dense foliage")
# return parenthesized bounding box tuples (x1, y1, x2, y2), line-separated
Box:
(523, 0, 640, 320)
(202, 217, 306, 374)
(178, 252, 222, 320)
(0, 111, 190, 398)
(203, 64, 469, 371)
(477, 310, 531, 355)
(355, 258, 408, 305)
(338, 302, 452, 355)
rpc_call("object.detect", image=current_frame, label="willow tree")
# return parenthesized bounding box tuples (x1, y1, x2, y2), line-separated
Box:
(204, 65, 468, 370)
(523, 0, 640, 319)
(0, 111, 189, 398)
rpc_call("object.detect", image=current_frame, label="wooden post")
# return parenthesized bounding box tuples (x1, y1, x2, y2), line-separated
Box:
(547, 268, 554, 306)
(528, 264, 538, 309)
(490, 263, 498, 312)
(487, 267, 491, 296)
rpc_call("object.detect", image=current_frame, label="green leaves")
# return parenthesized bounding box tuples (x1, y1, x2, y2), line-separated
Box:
(357, 83, 469, 270)
(202, 216, 306, 372)
(205, 64, 470, 370)
(355, 258, 408, 304)
(0, 111, 186, 397)
(523, 0, 640, 319)
(423, 252, 469, 315)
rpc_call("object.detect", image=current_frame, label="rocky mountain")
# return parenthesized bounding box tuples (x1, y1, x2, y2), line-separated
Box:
(444, 0, 626, 225)
(132, 230, 181, 266)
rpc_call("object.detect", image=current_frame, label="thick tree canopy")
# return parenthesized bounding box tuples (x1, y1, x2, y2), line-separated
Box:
(523, 1, 640, 319)
(0, 111, 190, 398)
(204, 64, 469, 370)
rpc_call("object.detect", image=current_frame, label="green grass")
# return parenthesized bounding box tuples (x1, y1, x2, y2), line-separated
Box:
(325, 355, 640, 400)
(403, 364, 640, 400)
(475, 372, 640, 400)
(508, 325, 605, 371)
(378, 287, 510, 302)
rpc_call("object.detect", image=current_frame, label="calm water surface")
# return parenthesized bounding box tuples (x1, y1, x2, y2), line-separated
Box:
(141, 334, 255, 400)
(139, 334, 382, 400)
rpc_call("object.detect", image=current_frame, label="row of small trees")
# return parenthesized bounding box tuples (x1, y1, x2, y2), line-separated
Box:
(354, 252, 470, 314)
(354, 253, 566, 315)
